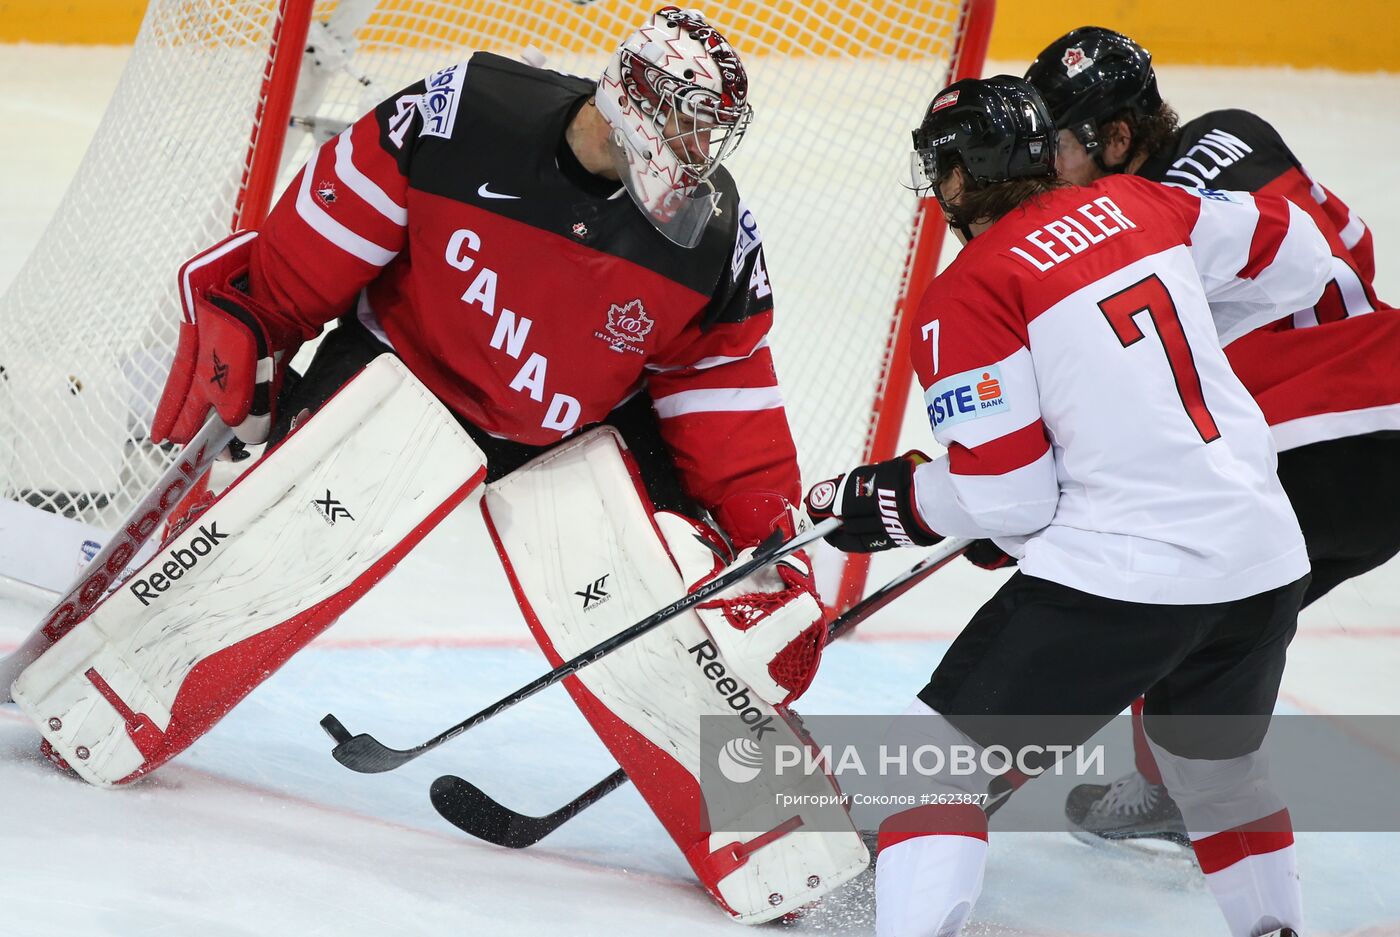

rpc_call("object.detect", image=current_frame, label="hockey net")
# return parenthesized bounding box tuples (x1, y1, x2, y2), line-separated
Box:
(0, 0, 993, 606)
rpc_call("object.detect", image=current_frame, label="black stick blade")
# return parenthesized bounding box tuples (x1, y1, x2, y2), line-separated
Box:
(320, 713, 352, 743)
(431, 769, 631, 848)
(330, 733, 417, 773)
(431, 775, 552, 848)
(322, 713, 423, 772)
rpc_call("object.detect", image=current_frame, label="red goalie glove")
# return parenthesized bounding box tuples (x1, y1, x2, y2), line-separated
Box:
(699, 548, 828, 704)
(152, 231, 294, 449)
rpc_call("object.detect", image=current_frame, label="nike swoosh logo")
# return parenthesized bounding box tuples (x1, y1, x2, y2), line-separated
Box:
(477, 183, 521, 200)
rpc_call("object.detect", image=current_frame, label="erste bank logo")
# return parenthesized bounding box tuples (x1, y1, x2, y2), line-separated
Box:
(925, 365, 1007, 431)
(1194, 187, 1241, 203)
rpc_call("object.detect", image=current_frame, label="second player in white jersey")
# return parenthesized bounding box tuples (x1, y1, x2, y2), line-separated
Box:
(807, 76, 1328, 937)
(908, 172, 1324, 603)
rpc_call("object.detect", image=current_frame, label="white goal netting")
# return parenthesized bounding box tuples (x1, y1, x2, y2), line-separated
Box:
(0, 0, 977, 532)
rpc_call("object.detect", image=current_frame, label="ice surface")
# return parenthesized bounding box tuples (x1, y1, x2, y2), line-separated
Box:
(2, 46, 1399, 936)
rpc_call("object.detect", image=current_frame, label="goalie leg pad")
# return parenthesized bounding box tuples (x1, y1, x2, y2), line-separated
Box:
(483, 427, 867, 923)
(13, 355, 487, 786)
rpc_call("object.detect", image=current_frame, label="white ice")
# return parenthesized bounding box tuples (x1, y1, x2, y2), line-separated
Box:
(2, 46, 1399, 936)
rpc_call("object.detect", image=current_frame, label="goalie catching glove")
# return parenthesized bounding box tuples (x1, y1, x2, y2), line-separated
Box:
(666, 493, 829, 706)
(804, 452, 943, 553)
(151, 231, 297, 451)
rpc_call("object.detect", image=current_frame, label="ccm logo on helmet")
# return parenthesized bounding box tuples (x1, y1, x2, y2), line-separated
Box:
(690, 640, 776, 739)
(128, 523, 230, 607)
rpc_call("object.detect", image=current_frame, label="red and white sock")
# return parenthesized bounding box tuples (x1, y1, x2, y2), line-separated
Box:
(1130, 697, 1165, 785)
(1191, 809, 1303, 937)
(875, 804, 988, 937)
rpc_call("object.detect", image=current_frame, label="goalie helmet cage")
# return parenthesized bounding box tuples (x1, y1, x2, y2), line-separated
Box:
(0, 0, 995, 611)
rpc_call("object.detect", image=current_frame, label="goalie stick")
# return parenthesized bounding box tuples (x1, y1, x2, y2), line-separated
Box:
(320, 517, 843, 773)
(429, 537, 973, 847)
(0, 415, 233, 701)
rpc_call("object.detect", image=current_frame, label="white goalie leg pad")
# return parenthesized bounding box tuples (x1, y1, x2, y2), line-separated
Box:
(483, 427, 867, 923)
(13, 355, 487, 786)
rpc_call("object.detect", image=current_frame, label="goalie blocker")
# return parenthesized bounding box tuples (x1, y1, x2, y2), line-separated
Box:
(484, 428, 867, 923)
(13, 356, 488, 785)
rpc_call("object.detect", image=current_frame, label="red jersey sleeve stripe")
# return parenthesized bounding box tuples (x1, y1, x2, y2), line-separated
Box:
(293, 156, 398, 266)
(947, 419, 1051, 477)
(652, 385, 783, 418)
(877, 804, 989, 850)
(648, 344, 778, 393)
(1350, 226, 1376, 283)
(335, 127, 408, 224)
(654, 406, 801, 507)
(1237, 195, 1291, 281)
(1191, 809, 1295, 874)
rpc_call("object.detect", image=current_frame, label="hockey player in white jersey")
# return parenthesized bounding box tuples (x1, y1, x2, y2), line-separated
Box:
(1025, 26, 1400, 848)
(806, 76, 1331, 937)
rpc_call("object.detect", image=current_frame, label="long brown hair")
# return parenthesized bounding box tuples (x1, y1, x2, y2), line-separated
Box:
(938, 157, 1070, 229)
(1109, 101, 1181, 169)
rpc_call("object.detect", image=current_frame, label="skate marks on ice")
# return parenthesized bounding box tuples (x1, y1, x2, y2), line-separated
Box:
(6, 638, 1399, 936)
(0, 705, 729, 937)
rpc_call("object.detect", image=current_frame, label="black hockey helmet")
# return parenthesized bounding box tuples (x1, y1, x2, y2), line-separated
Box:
(911, 76, 1056, 236)
(1024, 27, 1163, 161)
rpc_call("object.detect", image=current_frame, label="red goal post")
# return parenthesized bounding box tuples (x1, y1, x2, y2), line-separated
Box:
(835, 0, 996, 611)
(0, 0, 995, 606)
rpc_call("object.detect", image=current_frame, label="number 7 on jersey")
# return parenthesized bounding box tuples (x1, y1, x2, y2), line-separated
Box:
(1098, 274, 1221, 443)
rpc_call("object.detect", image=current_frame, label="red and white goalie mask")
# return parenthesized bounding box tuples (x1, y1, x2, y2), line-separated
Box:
(597, 7, 752, 248)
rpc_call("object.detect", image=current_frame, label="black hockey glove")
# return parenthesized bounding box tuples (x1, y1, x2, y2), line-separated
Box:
(965, 539, 1017, 571)
(804, 451, 942, 553)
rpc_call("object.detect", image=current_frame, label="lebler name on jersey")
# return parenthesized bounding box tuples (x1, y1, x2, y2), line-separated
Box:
(925, 365, 1007, 431)
(1008, 196, 1137, 273)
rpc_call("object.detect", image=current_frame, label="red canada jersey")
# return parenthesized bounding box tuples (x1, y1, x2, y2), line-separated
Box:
(908, 176, 1329, 604)
(1138, 109, 1400, 449)
(244, 53, 797, 536)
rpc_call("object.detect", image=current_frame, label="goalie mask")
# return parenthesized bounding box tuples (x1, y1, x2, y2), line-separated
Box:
(597, 7, 753, 249)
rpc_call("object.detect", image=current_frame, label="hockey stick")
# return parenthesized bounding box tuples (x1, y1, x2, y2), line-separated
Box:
(320, 517, 844, 773)
(430, 767, 631, 849)
(0, 415, 233, 701)
(430, 537, 972, 847)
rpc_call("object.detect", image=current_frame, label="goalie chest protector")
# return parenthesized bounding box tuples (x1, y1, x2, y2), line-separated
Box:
(353, 52, 774, 445)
